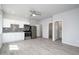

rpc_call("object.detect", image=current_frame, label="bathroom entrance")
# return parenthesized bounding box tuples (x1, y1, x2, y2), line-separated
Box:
(54, 21, 63, 42)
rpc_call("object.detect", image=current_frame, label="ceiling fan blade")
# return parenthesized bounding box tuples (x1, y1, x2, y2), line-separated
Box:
(29, 10, 41, 16)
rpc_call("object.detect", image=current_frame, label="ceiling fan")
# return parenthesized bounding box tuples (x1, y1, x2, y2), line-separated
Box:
(29, 10, 41, 16)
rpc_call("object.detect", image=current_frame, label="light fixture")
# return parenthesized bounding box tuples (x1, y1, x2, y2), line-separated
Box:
(30, 10, 41, 17)
(32, 14, 36, 16)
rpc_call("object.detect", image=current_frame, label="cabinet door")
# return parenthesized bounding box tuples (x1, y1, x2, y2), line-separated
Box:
(3, 33, 24, 43)
(0, 14, 2, 48)
(31, 26, 37, 39)
(0, 15, 2, 34)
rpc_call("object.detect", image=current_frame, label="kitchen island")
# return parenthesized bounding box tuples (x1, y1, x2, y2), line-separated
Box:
(3, 32, 24, 43)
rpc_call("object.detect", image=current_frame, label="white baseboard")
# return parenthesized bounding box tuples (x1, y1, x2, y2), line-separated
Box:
(62, 41, 79, 47)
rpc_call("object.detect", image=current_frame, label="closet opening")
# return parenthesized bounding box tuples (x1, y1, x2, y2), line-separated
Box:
(54, 21, 63, 42)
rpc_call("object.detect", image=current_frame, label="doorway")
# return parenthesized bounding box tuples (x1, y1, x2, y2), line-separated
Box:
(49, 23, 53, 40)
(54, 21, 63, 42)
(40, 24, 42, 38)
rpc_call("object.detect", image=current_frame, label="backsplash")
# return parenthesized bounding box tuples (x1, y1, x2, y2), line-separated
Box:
(3, 24, 24, 33)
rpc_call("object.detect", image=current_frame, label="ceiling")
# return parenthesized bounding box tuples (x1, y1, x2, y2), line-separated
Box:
(2, 4, 79, 20)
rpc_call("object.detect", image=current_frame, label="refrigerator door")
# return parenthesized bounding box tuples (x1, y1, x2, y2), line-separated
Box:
(31, 26, 37, 39)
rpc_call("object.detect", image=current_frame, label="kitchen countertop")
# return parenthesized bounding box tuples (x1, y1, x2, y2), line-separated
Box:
(3, 32, 24, 33)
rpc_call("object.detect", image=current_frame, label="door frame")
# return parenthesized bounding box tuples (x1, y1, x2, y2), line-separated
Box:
(53, 20, 63, 42)
(49, 23, 53, 39)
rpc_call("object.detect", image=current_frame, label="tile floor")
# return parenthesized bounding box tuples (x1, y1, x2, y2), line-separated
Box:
(0, 38, 79, 55)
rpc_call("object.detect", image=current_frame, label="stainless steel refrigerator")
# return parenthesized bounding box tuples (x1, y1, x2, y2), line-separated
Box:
(31, 26, 37, 39)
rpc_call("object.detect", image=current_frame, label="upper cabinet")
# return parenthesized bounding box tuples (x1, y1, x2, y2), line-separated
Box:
(0, 10, 2, 34)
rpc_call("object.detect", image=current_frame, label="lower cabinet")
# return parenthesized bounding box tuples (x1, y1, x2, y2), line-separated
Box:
(0, 11, 3, 48)
(0, 34, 2, 48)
(3, 32, 24, 43)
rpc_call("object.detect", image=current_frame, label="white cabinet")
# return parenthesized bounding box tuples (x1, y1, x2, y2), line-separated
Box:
(0, 34, 2, 48)
(0, 11, 2, 48)
(3, 32, 24, 43)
